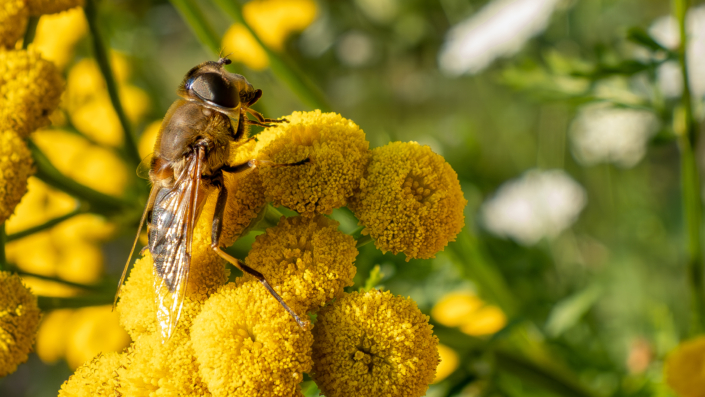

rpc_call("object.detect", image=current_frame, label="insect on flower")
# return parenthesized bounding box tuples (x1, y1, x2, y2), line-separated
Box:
(114, 57, 309, 340)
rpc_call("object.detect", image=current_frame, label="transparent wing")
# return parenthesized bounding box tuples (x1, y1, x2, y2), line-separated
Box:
(149, 151, 205, 341)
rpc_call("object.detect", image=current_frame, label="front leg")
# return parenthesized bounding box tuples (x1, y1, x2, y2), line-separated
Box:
(210, 186, 308, 329)
(219, 157, 310, 174)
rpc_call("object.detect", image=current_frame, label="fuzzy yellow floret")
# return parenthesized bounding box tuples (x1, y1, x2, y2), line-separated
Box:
(191, 281, 313, 397)
(58, 352, 123, 397)
(240, 215, 357, 312)
(664, 336, 705, 397)
(0, 49, 64, 138)
(311, 289, 439, 397)
(256, 110, 369, 216)
(0, 130, 34, 224)
(0, 0, 28, 49)
(217, 170, 267, 247)
(26, 0, 84, 16)
(349, 141, 467, 260)
(32, 7, 87, 68)
(0, 272, 42, 377)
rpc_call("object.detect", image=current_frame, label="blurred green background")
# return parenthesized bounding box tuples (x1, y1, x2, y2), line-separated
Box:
(1, 0, 698, 396)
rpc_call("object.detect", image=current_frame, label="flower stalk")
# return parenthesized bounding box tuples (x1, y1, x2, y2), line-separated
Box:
(6, 206, 86, 242)
(0, 223, 6, 271)
(22, 16, 38, 49)
(673, 0, 705, 335)
(84, 0, 141, 167)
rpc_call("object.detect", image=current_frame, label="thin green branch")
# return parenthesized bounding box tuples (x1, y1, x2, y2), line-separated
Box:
(84, 0, 141, 167)
(169, 0, 221, 54)
(29, 140, 132, 216)
(673, 0, 705, 335)
(356, 235, 373, 248)
(38, 294, 115, 311)
(6, 207, 86, 242)
(22, 16, 39, 49)
(8, 267, 106, 292)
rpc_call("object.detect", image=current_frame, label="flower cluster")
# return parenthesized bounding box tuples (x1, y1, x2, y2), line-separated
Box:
(432, 291, 507, 336)
(59, 110, 466, 395)
(664, 336, 705, 397)
(0, 271, 41, 377)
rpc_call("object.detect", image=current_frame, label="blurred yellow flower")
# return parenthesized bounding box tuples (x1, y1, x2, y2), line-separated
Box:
(6, 178, 75, 233)
(0, 48, 64, 138)
(191, 281, 313, 397)
(0, 0, 28, 48)
(138, 119, 161, 159)
(433, 344, 459, 383)
(26, 0, 84, 16)
(664, 336, 705, 397)
(243, 0, 318, 51)
(349, 141, 467, 260)
(256, 110, 370, 216)
(222, 24, 269, 71)
(241, 215, 357, 312)
(35, 309, 72, 364)
(0, 130, 34, 224)
(0, 271, 41, 377)
(19, 276, 83, 297)
(431, 291, 507, 336)
(311, 289, 439, 397)
(32, 7, 88, 68)
(70, 95, 123, 148)
(59, 352, 123, 397)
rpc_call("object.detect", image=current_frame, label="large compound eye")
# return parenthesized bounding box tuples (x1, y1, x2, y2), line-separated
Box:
(189, 73, 239, 108)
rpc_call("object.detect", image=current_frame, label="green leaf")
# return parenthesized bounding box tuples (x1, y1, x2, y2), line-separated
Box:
(544, 285, 603, 338)
(627, 27, 670, 52)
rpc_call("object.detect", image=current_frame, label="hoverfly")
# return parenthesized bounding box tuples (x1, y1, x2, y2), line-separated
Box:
(115, 57, 309, 340)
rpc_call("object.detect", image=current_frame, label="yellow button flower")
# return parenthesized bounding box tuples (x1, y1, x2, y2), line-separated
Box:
(256, 110, 370, 216)
(311, 289, 440, 397)
(218, 170, 267, 247)
(59, 352, 124, 397)
(0, 0, 28, 49)
(35, 309, 73, 364)
(32, 7, 88, 68)
(349, 141, 467, 260)
(460, 305, 506, 336)
(64, 306, 131, 369)
(240, 215, 357, 312)
(0, 271, 41, 377)
(433, 344, 459, 383)
(431, 291, 484, 327)
(191, 281, 314, 397)
(664, 336, 705, 397)
(222, 24, 270, 71)
(26, 0, 84, 16)
(244, 0, 318, 51)
(0, 49, 63, 138)
(0, 130, 34, 224)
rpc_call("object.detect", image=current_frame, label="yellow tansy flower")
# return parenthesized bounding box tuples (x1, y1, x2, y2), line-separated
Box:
(26, 0, 84, 16)
(311, 289, 440, 397)
(0, 271, 42, 377)
(349, 141, 467, 260)
(191, 281, 314, 397)
(243, 0, 318, 51)
(59, 352, 123, 397)
(0, 0, 28, 49)
(0, 49, 64, 138)
(222, 24, 270, 71)
(64, 306, 131, 369)
(431, 291, 484, 327)
(433, 344, 459, 383)
(36, 309, 73, 364)
(460, 305, 507, 336)
(664, 336, 705, 397)
(218, 169, 267, 247)
(32, 7, 88, 68)
(0, 130, 34, 224)
(256, 110, 370, 216)
(240, 215, 357, 312)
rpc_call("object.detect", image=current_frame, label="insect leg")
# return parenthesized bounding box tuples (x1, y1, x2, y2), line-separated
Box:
(245, 107, 288, 124)
(232, 109, 249, 141)
(210, 186, 308, 329)
(219, 157, 310, 174)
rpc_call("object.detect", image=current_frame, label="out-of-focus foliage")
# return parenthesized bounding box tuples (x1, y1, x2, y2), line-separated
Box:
(1, 0, 703, 396)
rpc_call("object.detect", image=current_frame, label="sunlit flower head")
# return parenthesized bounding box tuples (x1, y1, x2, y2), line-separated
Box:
(0, 49, 64, 138)
(240, 215, 357, 312)
(439, 0, 561, 75)
(349, 141, 466, 260)
(222, 24, 270, 71)
(0, 271, 42, 377)
(433, 344, 459, 383)
(664, 336, 705, 397)
(26, 0, 84, 16)
(58, 352, 123, 397)
(191, 281, 314, 397)
(218, 170, 267, 247)
(0, 130, 34, 224)
(64, 306, 130, 369)
(0, 0, 28, 48)
(256, 110, 370, 216)
(570, 104, 659, 168)
(244, 0, 318, 51)
(480, 169, 586, 246)
(311, 290, 439, 397)
(32, 7, 88, 68)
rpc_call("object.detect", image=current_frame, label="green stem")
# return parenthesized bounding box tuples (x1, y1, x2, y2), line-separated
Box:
(9, 267, 105, 292)
(350, 225, 365, 241)
(169, 0, 222, 54)
(0, 223, 6, 272)
(22, 16, 39, 49)
(674, 0, 705, 335)
(84, 0, 141, 167)
(6, 207, 86, 242)
(356, 235, 373, 248)
(38, 294, 115, 311)
(29, 140, 132, 216)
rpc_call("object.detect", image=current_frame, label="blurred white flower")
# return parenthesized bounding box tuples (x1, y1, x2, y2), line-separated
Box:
(649, 6, 705, 98)
(480, 169, 587, 245)
(336, 30, 375, 67)
(570, 104, 659, 168)
(439, 0, 561, 75)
